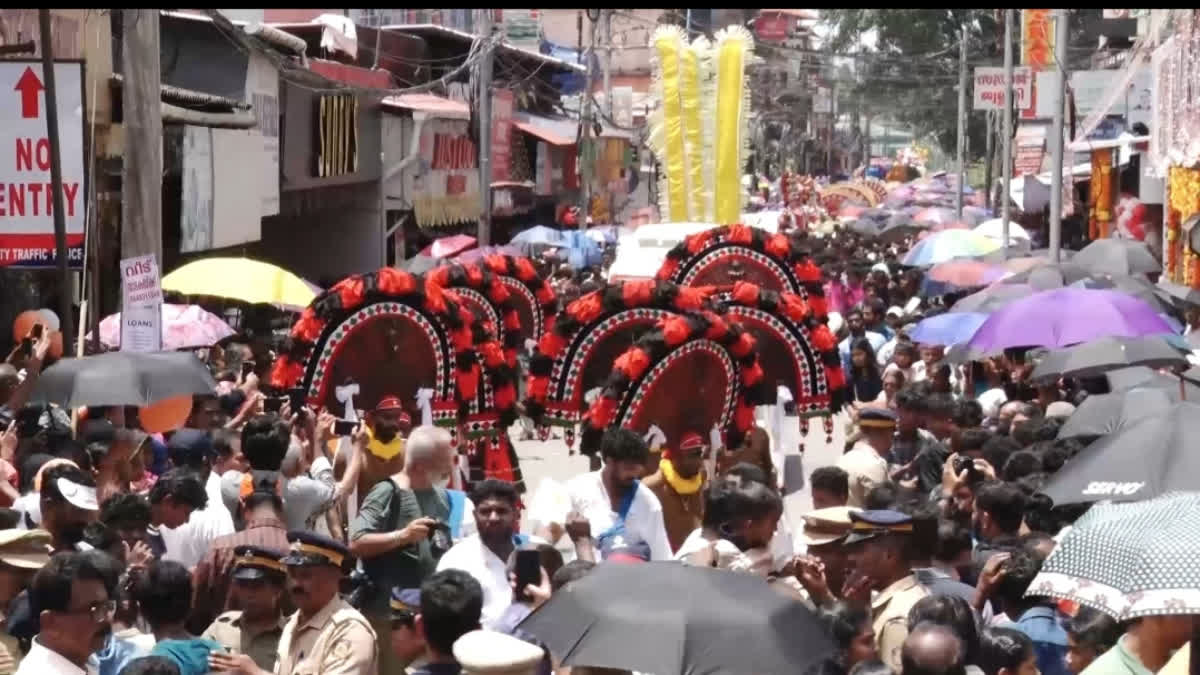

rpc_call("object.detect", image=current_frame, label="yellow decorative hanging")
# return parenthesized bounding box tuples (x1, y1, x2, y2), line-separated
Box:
(647, 25, 754, 224)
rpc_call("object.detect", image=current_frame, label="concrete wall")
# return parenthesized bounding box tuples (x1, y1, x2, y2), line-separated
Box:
(538, 9, 661, 76)
(259, 182, 383, 283)
(280, 80, 383, 191)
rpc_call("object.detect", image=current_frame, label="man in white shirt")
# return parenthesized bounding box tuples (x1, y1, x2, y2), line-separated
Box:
(158, 429, 235, 568)
(436, 479, 544, 630)
(839, 309, 887, 375)
(18, 551, 112, 675)
(565, 428, 672, 562)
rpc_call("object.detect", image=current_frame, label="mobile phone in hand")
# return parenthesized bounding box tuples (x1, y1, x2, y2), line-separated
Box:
(264, 397, 285, 413)
(288, 387, 307, 415)
(241, 361, 256, 377)
(333, 419, 357, 436)
(514, 549, 541, 602)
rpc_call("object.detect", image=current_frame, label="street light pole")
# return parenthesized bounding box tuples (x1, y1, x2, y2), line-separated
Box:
(1048, 8, 1069, 262)
(1000, 9, 1014, 256)
(955, 24, 967, 220)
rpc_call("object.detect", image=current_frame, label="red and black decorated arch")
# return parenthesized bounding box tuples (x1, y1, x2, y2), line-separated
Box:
(270, 267, 524, 490)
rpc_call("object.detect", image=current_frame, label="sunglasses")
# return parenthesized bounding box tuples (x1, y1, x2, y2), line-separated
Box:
(62, 600, 115, 622)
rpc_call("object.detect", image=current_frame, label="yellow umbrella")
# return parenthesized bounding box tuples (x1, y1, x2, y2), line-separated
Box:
(161, 258, 318, 308)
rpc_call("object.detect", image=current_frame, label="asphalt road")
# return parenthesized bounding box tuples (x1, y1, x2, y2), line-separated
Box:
(515, 409, 850, 539)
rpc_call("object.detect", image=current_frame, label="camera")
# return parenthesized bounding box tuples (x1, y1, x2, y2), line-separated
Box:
(342, 569, 376, 610)
(428, 520, 453, 557)
(954, 455, 981, 483)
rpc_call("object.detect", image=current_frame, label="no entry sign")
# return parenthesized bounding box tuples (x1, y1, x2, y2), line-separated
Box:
(0, 61, 85, 269)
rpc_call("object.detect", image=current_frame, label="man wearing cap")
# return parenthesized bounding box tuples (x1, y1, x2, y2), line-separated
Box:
(452, 630, 544, 675)
(160, 428, 236, 569)
(355, 396, 413, 507)
(836, 408, 895, 508)
(844, 509, 930, 672)
(387, 589, 427, 672)
(0, 529, 51, 672)
(210, 531, 376, 675)
(37, 464, 99, 553)
(792, 506, 858, 609)
(642, 432, 707, 553)
(202, 545, 288, 671)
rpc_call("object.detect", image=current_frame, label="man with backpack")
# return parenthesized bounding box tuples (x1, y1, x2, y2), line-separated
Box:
(348, 425, 462, 675)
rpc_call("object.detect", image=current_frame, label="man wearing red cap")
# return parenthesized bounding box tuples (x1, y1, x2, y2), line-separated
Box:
(351, 396, 413, 509)
(642, 431, 707, 553)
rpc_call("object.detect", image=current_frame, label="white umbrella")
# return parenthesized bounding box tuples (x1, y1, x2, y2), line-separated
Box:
(974, 218, 1032, 244)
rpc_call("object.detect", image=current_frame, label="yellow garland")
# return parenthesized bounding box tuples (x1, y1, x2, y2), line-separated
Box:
(1168, 166, 1200, 285)
(680, 42, 705, 220)
(650, 27, 690, 222)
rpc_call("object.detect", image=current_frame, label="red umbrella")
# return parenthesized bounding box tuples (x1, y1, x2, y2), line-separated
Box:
(422, 234, 477, 258)
(927, 260, 1009, 288)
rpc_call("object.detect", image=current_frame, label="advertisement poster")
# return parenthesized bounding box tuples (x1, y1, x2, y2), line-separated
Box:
(120, 254, 163, 352)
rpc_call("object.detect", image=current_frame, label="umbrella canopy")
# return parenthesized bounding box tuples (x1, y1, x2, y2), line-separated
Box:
(519, 562, 834, 675)
(162, 258, 318, 308)
(451, 244, 523, 263)
(1042, 403, 1200, 505)
(949, 283, 1036, 314)
(422, 234, 477, 258)
(902, 230, 1001, 266)
(1000, 262, 1092, 290)
(878, 220, 923, 244)
(95, 304, 234, 351)
(839, 204, 866, 219)
(1157, 280, 1200, 309)
(846, 219, 881, 237)
(1070, 275, 1179, 317)
(1072, 238, 1160, 276)
(511, 225, 568, 247)
(1027, 492, 1200, 620)
(1057, 387, 1178, 439)
(974, 218, 1032, 244)
(923, 261, 1009, 295)
(31, 351, 216, 408)
(909, 312, 989, 346)
(966, 288, 1175, 352)
(1030, 335, 1191, 383)
(400, 255, 440, 275)
(913, 207, 956, 225)
(1106, 366, 1200, 398)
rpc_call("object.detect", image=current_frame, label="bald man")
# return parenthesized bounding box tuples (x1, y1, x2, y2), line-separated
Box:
(901, 623, 967, 675)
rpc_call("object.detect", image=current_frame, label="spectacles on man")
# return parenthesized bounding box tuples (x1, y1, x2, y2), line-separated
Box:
(62, 600, 116, 622)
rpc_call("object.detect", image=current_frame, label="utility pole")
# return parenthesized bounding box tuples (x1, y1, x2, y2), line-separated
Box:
(1001, 8, 1014, 257)
(603, 9, 613, 118)
(984, 110, 994, 211)
(578, 13, 596, 230)
(955, 24, 967, 220)
(827, 82, 835, 175)
(121, 9, 163, 264)
(38, 9, 75, 352)
(477, 9, 493, 246)
(1048, 8, 1068, 262)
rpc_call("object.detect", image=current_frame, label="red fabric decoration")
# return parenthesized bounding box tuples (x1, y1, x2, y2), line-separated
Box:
(766, 234, 791, 260)
(334, 277, 366, 308)
(538, 332, 568, 359)
(588, 396, 618, 427)
(726, 223, 753, 244)
(778, 293, 810, 322)
(451, 326, 473, 351)
(808, 296, 828, 318)
(484, 438, 516, 483)
(731, 282, 759, 306)
(487, 281, 511, 304)
(424, 280, 447, 314)
(484, 255, 508, 275)
(825, 365, 846, 390)
(794, 261, 822, 283)
(465, 265, 484, 286)
(730, 331, 756, 358)
(292, 309, 323, 342)
(503, 311, 522, 331)
(494, 383, 516, 411)
(535, 285, 556, 305)
(811, 325, 836, 352)
(741, 362, 764, 387)
(622, 280, 654, 307)
(480, 341, 505, 368)
(377, 267, 417, 296)
(673, 285, 708, 311)
(661, 316, 693, 347)
(703, 313, 728, 341)
(568, 292, 605, 324)
(429, 267, 452, 287)
(456, 366, 480, 401)
(734, 403, 755, 431)
(269, 358, 304, 389)
(527, 376, 549, 400)
(614, 348, 651, 380)
(515, 257, 538, 281)
(656, 258, 680, 281)
(685, 230, 714, 254)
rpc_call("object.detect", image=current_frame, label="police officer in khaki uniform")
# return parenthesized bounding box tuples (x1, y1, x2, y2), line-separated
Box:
(209, 532, 376, 675)
(844, 509, 930, 673)
(0, 529, 52, 674)
(837, 408, 894, 508)
(202, 545, 288, 671)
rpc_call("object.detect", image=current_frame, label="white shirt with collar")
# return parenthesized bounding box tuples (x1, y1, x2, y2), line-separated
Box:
(565, 471, 673, 562)
(15, 637, 85, 675)
(436, 533, 548, 631)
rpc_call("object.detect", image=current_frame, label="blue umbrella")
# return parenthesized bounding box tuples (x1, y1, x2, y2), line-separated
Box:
(511, 225, 567, 247)
(909, 312, 989, 346)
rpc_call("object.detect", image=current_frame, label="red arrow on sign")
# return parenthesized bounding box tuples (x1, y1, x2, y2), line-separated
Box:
(14, 66, 44, 119)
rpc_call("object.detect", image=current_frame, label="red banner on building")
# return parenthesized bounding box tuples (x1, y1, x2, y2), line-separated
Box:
(490, 89, 514, 183)
(754, 13, 791, 42)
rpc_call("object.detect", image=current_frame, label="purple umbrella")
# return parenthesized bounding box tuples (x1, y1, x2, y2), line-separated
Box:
(966, 288, 1176, 352)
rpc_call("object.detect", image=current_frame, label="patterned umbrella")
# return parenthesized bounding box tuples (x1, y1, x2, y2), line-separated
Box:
(923, 261, 1009, 295)
(902, 230, 1001, 266)
(1027, 492, 1200, 619)
(95, 304, 234, 351)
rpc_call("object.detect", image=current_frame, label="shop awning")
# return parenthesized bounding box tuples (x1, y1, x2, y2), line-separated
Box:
(381, 93, 470, 120)
(512, 112, 577, 146)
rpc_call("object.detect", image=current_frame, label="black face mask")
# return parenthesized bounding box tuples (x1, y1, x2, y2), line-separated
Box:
(374, 424, 399, 443)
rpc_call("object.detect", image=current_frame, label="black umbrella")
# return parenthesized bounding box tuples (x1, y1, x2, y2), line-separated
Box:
(518, 562, 835, 675)
(1030, 336, 1191, 383)
(1072, 239, 1160, 276)
(1000, 262, 1092, 290)
(1106, 366, 1200, 399)
(1056, 387, 1177, 439)
(948, 283, 1037, 313)
(878, 220, 923, 244)
(1073, 275, 1179, 317)
(1157, 280, 1200, 309)
(30, 351, 217, 408)
(1043, 401, 1200, 505)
